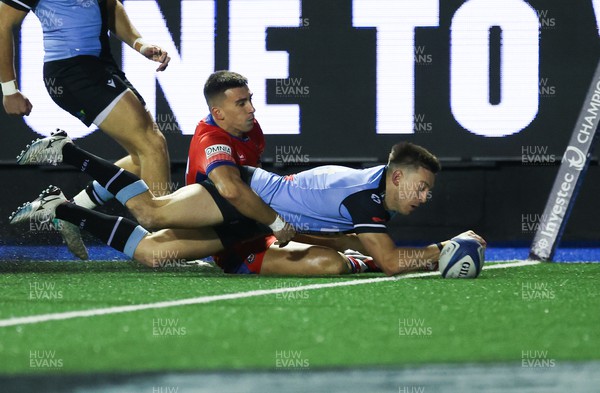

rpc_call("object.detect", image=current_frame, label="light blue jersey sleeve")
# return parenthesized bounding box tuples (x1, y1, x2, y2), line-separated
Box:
(2, 0, 107, 62)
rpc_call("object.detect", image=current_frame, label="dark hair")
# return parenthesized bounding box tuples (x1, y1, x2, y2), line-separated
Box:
(388, 142, 441, 174)
(203, 71, 248, 106)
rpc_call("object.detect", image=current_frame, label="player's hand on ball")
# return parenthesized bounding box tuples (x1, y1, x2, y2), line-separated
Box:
(424, 260, 439, 271)
(451, 230, 487, 248)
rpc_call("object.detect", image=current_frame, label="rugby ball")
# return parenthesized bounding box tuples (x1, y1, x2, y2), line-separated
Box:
(438, 238, 485, 278)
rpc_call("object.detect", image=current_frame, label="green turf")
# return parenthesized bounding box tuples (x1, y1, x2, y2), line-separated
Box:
(0, 261, 598, 374)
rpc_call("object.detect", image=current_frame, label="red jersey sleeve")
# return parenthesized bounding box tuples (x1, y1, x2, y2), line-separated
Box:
(186, 118, 266, 185)
(186, 129, 236, 185)
(201, 133, 238, 172)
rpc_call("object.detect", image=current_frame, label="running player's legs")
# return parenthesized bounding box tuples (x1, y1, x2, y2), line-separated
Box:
(98, 89, 170, 196)
(43, 56, 170, 196)
(134, 228, 224, 267)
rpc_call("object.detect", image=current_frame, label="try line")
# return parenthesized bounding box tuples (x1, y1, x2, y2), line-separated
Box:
(0, 260, 539, 328)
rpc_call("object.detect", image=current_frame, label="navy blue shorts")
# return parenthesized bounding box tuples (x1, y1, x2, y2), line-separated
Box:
(200, 171, 271, 250)
(43, 55, 146, 126)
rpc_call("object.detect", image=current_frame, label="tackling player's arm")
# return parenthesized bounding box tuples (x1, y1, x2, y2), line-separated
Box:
(208, 165, 296, 245)
(106, 0, 170, 71)
(0, 1, 32, 115)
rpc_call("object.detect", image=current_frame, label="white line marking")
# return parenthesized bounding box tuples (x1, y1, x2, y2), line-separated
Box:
(0, 260, 539, 328)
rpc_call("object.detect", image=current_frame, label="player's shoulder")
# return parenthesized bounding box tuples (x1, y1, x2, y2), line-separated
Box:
(314, 165, 385, 189)
(196, 116, 223, 134)
(195, 119, 231, 140)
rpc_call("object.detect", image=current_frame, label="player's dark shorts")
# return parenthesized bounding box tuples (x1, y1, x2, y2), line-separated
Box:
(200, 166, 274, 273)
(213, 235, 277, 274)
(43, 55, 146, 127)
(200, 167, 270, 247)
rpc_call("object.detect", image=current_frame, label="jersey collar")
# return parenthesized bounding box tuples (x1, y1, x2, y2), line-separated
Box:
(378, 166, 387, 199)
(205, 114, 217, 126)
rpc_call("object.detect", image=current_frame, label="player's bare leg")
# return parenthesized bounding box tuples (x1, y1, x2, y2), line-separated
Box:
(71, 91, 169, 207)
(97, 90, 170, 196)
(124, 184, 226, 231)
(19, 134, 226, 230)
(112, 155, 141, 177)
(259, 242, 353, 275)
(10, 193, 224, 266)
(52, 91, 168, 259)
(133, 228, 224, 267)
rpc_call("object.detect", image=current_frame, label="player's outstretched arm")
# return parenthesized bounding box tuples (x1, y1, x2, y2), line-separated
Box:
(357, 232, 442, 276)
(0, 3, 32, 116)
(209, 165, 296, 246)
(107, 0, 170, 71)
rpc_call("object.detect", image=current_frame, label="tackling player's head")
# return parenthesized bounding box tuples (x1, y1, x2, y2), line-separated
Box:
(385, 142, 441, 215)
(204, 71, 256, 136)
(204, 71, 248, 107)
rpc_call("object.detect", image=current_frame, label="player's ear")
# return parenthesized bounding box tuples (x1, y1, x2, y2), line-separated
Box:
(211, 106, 224, 120)
(391, 168, 404, 186)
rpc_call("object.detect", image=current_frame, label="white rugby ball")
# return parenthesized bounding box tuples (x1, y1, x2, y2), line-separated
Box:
(438, 238, 485, 278)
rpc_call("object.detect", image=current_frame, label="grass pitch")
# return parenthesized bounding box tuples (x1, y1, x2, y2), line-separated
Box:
(0, 261, 598, 375)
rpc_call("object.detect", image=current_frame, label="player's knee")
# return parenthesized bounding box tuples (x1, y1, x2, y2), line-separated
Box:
(133, 244, 160, 268)
(314, 250, 348, 275)
(119, 119, 168, 159)
(136, 213, 164, 231)
(129, 203, 165, 230)
(136, 253, 159, 268)
(140, 125, 168, 156)
(149, 126, 168, 150)
(134, 231, 182, 268)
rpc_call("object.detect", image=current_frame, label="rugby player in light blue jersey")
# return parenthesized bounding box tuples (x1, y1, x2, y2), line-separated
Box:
(0, 0, 172, 259)
(11, 133, 487, 276)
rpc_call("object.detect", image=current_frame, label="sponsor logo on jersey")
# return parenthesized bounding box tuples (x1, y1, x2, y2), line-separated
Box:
(205, 144, 232, 159)
(371, 193, 381, 204)
(77, 0, 97, 8)
(371, 217, 386, 223)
